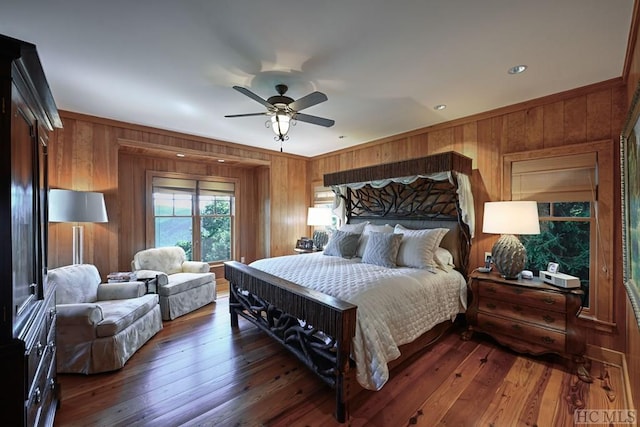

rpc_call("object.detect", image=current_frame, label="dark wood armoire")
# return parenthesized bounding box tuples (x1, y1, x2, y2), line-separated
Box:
(0, 34, 62, 426)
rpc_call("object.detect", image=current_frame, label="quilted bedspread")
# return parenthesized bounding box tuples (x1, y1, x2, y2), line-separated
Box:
(249, 252, 467, 390)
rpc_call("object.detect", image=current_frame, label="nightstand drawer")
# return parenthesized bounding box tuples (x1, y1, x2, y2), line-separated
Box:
(477, 313, 566, 353)
(478, 282, 566, 313)
(479, 297, 567, 331)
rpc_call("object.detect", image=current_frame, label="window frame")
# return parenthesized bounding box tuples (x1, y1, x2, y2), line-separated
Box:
(502, 140, 615, 331)
(146, 171, 239, 264)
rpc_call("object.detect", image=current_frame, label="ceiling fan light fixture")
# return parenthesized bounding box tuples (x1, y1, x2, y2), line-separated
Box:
(270, 113, 291, 141)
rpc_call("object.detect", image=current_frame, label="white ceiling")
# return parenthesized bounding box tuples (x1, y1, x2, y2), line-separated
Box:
(1, 1, 634, 157)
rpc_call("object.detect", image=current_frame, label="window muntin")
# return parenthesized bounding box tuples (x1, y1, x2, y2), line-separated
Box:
(152, 176, 235, 263)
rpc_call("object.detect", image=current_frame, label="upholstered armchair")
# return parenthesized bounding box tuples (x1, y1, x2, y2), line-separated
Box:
(49, 264, 162, 374)
(131, 246, 216, 320)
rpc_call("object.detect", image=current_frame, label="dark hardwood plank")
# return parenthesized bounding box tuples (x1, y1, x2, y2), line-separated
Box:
(54, 297, 630, 427)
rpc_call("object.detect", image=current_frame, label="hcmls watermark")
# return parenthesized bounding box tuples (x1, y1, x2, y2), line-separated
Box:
(574, 409, 637, 425)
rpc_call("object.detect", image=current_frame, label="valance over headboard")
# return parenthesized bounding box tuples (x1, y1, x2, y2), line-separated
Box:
(323, 151, 472, 186)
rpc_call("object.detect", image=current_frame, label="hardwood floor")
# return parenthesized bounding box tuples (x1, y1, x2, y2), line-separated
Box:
(54, 294, 630, 427)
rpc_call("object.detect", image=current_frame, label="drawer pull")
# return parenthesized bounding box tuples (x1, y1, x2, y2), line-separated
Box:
(33, 387, 41, 405)
(542, 315, 555, 324)
(511, 324, 523, 332)
(512, 305, 523, 312)
(513, 288, 524, 295)
(49, 378, 56, 391)
(543, 297, 556, 305)
(36, 341, 44, 357)
(49, 308, 56, 320)
(486, 302, 497, 310)
(541, 336, 555, 344)
(486, 287, 497, 294)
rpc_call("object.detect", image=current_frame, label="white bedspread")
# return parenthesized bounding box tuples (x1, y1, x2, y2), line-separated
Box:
(249, 252, 467, 390)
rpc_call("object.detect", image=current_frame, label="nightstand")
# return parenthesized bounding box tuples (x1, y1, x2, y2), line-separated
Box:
(294, 247, 322, 254)
(464, 271, 590, 381)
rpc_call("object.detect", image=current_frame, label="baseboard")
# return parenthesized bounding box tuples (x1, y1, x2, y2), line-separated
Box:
(586, 344, 635, 409)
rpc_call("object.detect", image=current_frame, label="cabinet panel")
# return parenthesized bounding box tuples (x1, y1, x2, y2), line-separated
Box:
(480, 296, 567, 331)
(0, 34, 61, 427)
(477, 279, 567, 312)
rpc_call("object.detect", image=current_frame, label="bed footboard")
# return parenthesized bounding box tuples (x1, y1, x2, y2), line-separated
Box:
(224, 261, 357, 423)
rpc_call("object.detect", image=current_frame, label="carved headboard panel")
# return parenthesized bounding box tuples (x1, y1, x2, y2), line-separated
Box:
(324, 152, 473, 276)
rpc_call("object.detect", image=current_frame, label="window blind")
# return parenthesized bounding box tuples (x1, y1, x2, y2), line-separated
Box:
(511, 153, 597, 202)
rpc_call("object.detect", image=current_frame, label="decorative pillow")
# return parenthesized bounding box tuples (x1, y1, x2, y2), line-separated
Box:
(434, 247, 455, 272)
(356, 223, 394, 258)
(323, 230, 360, 258)
(362, 232, 404, 268)
(338, 221, 368, 234)
(394, 225, 449, 269)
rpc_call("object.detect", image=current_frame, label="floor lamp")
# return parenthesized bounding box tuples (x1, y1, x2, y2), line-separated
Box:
(49, 189, 109, 264)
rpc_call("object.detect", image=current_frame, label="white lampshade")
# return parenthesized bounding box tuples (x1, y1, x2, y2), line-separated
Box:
(482, 201, 540, 235)
(49, 189, 108, 223)
(271, 113, 291, 139)
(307, 207, 332, 226)
(49, 189, 109, 265)
(482, 201, 540, 280)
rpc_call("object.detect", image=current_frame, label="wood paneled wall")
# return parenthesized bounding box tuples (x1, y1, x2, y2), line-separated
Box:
(48, 112, 309, 280)
(623, 0, 640, 412)
(311, 80, 627, 354)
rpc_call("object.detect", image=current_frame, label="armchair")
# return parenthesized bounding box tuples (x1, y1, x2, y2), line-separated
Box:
(50, 264, 162, 374)
(131, 246, 216, 320)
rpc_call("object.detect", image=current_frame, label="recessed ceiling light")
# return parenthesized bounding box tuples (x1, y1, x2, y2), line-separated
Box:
(176, 153, 185, 158)
(434, 104, 447, 111)
(508, 64, 527, 75)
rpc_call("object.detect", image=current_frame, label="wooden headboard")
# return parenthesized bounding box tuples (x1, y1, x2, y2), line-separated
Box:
(324, 151, 473, 275)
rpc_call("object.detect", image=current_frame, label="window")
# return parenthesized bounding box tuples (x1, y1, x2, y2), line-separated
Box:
(504, 142, 614, 327)
(521, 202, 594, 307)
(151, 175, 235, 263)
(510, 153, 596, 308)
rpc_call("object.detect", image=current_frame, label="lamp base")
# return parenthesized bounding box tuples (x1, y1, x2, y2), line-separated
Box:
(491, 234, 526, 280)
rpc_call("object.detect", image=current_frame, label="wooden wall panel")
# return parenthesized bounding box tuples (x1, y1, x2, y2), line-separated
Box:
(310, 79, 625, 353)
(49, 112, 308, 279)
(623, 0, 640, 411)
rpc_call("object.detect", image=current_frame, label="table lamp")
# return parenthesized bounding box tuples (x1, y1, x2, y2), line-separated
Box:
(482, 201, 540, 279)
(307, 207, 332, 250)
(49, 189, 109, 264)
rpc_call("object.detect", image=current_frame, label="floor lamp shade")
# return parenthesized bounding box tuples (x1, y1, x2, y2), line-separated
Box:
(49, 189, 109, 264)
(483, 201, 540, 279)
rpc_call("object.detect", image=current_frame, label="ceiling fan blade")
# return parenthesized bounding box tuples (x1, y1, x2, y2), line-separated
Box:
(289, 91, 328, 111)
(233, 86, 274, 109)
(224, 112, 269, 118)
(294, 113, 335, 127)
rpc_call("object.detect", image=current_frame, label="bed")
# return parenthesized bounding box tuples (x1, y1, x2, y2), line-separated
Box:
(224, 151, 474, 423)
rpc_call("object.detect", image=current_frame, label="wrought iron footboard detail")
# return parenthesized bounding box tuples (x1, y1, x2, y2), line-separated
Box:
(225, 261, 357, 423)
(230, 283, 339, 385)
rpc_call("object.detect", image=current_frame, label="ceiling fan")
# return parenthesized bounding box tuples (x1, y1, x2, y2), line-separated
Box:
(225, 84, 335, 146)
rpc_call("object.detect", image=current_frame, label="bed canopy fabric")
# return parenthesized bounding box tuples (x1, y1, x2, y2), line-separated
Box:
(330, 171, 475, 238)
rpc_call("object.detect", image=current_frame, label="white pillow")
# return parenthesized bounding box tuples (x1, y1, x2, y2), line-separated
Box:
(394, 224, 449, 269)
(434, 247, 455, 272)
(339, 222, 368, 234)
(356, 223, 394, 257)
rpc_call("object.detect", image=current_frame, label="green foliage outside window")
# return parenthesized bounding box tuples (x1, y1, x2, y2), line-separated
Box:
(521, 202, 591, 306)
(154, 191, 233, 263)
